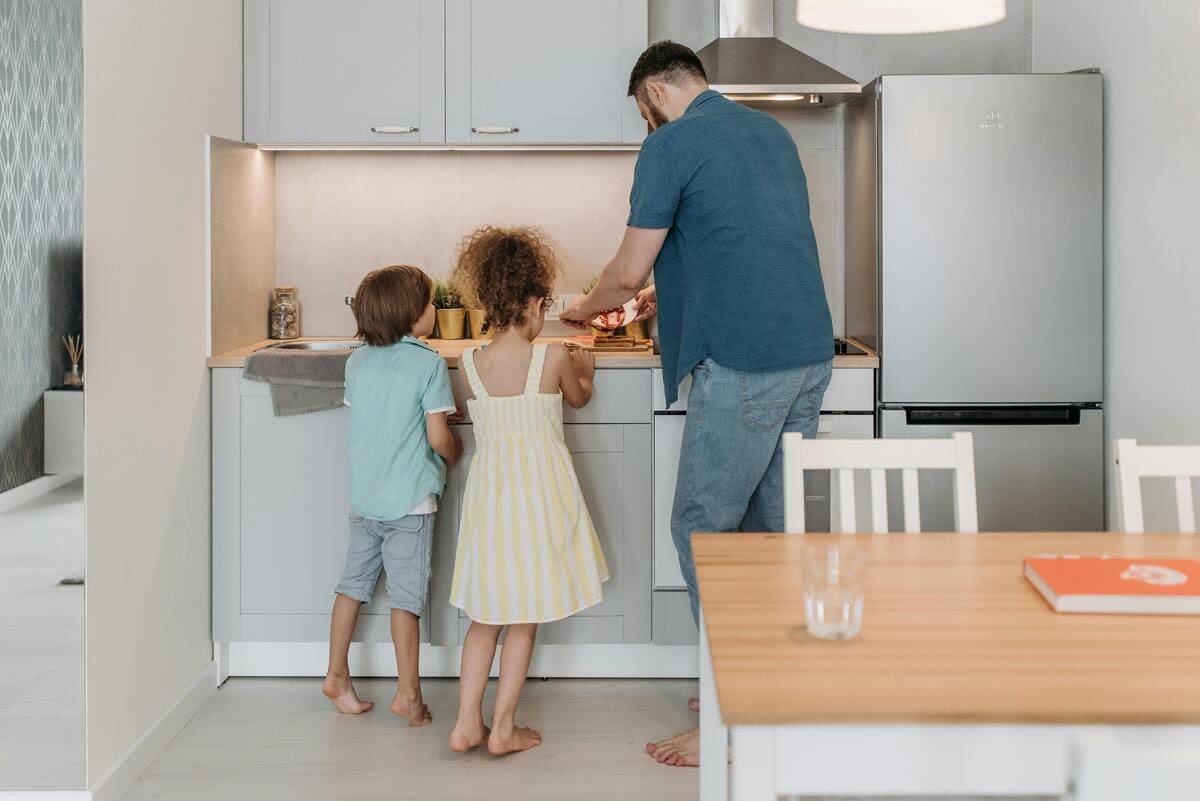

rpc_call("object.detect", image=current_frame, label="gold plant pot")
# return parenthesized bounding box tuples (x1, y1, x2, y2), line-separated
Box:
(467, 308, 490, 339)
(436, 308, 467, 340)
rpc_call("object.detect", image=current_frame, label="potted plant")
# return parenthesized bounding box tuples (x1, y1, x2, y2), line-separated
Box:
(467, 307, 489, 340)
(434, 279, 466, 340)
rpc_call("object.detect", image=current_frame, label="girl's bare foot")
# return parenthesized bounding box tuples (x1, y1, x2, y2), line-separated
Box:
(646, 726, 699, 767)
(448, 720, 491, 752)
(322, 673, 374, 714)
(390, 689, 432, 726)
(487, 725, 543, 755)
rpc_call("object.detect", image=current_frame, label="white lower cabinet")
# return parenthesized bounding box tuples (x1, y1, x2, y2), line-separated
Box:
(214, 368, 650, 650)
(213, 362, 873, 670)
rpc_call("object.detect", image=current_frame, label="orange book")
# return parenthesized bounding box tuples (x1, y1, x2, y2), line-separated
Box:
(1024, 556, 1200, 614)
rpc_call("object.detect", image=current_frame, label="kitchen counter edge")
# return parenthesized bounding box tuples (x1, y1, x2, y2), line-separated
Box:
(207, 337, 880, 370)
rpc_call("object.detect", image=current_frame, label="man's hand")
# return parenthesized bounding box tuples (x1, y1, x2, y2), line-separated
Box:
(632, 284, 657, 322)
(560, 295, 592, 329)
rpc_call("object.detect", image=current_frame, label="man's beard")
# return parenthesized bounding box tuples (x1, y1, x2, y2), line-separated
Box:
(644, 98, 669, 130)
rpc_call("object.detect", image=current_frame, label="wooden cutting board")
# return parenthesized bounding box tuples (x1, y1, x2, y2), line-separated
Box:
(566, 336, 653, 353)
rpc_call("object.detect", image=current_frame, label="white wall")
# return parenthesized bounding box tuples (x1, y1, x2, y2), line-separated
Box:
(83, 0, 242, 786)
(1034, 0, 1200, 528)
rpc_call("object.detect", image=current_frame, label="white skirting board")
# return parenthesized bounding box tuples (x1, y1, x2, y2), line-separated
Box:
(0, 793, 92, 801)
(225, 642, 699, 678)
(0, 474, 80, 515)
(88, 661, 218, 801)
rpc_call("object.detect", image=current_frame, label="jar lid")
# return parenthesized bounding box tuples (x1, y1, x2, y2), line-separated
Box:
(272, 286, 298, 293)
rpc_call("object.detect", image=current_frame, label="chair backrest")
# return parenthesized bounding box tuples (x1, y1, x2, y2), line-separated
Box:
(783, 432, 979, 534)
(1115, 439, 1200, 534)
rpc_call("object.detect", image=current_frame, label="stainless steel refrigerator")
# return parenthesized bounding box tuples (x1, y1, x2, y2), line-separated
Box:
(844, 73, 1105, 531)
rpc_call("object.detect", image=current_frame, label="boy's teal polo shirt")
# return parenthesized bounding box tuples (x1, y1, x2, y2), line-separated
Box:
(628, 89, 834, 406)
(345, 336, 456, 520)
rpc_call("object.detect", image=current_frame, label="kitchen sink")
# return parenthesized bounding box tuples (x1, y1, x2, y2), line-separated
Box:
(270, 340, 363, 351)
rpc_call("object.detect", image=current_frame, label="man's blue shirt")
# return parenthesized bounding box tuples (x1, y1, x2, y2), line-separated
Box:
(628, 90, 834, 405)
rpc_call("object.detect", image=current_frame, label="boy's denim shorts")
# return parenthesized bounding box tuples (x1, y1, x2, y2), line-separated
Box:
(334, 513, 434, 616)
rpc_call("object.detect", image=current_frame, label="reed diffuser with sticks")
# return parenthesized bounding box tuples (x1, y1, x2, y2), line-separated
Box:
(63, 335, 83, 387)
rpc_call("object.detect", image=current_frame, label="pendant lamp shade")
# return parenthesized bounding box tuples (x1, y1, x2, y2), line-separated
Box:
(796, 0, 1007, 35)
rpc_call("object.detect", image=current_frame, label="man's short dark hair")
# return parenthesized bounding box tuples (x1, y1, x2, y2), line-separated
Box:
(627, 40, 707, 98)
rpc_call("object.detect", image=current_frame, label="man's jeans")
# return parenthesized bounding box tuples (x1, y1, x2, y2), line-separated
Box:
(671, 357, 833, 623)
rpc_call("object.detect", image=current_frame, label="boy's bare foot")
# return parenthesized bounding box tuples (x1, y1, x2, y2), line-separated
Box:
(448, 720, 491, 752)
(322, 674, 374, 714)
(390, 689, 432, 726)
(487, 725, 543, 755)
(688, 697, 700, 712)
(646, 726, 700, 767)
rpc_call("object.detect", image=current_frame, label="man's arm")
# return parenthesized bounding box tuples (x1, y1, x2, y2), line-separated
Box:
(561, 226, 668, 326)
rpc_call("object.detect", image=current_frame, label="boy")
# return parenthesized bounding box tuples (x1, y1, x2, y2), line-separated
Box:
(322, 265, 463, 725)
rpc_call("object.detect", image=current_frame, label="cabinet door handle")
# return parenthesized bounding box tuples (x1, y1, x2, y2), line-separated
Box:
(471, 126, 520, 134)
(370, 126, 418, 134)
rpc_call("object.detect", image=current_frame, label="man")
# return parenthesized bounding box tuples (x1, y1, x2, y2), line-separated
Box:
(561, 41, 834, 767)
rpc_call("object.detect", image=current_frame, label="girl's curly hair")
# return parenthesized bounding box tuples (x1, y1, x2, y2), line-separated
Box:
(452, 226, 560, 332)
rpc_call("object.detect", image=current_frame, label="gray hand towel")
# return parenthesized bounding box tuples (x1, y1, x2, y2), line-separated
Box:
(243, 348, 352, 416)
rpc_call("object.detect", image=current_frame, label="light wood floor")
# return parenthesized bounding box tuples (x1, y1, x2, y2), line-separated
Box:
(122, 676, 699, 801)
(0, 479, 85, 790)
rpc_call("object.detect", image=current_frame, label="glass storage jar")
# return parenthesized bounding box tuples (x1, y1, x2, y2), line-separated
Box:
(269, 286, 300, 340)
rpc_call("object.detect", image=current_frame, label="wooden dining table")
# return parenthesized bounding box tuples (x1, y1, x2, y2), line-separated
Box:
(694, 532, 1200, 801)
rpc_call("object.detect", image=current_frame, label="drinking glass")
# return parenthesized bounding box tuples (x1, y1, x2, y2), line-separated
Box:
(803, 543, 866, 640)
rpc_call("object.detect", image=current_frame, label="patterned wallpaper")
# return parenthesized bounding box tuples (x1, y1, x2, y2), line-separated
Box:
(0, 0, 83, 493)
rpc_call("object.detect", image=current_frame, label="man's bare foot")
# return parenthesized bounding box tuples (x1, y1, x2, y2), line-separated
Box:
(390, 689, 432, 726)
(322, 673, 374, 714)
(448, 720, 491, 752)
(688, 697, 700, 712)
(646, 726, 699, 767)
(487, 725, 543, 755)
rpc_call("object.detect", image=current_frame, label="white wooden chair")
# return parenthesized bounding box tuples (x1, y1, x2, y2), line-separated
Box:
(1092, 441, 1200, 799)
(762, 432, 1069, 799)
(1115, 438, 1200, 533)
(783, 431, 979, 534)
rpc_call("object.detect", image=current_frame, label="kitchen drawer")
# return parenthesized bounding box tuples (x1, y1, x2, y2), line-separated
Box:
(653, 367, 875, 413)
(450, 367, 651, 424)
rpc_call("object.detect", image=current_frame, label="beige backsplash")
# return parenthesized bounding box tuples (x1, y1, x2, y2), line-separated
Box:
(276, 151, 637, 335)
(275, 111, 840, 337)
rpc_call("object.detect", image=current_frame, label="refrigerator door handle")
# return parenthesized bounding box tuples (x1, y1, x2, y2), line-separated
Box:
(905, 407, 1083, 426)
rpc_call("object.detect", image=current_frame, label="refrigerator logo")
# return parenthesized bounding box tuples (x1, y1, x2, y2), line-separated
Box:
(980, 109, 1005, 129)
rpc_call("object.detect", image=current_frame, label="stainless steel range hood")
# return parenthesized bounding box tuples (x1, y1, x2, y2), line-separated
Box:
(696, 0, 861, 107)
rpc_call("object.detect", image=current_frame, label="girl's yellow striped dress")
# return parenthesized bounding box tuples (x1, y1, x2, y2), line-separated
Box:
(449, 343, 609, 624)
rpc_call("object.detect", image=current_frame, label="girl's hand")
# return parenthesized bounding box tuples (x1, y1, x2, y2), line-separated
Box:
(571, 347, 596, 381)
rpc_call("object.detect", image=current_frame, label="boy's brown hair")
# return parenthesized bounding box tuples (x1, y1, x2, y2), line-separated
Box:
(453, 226, 559, 332)
(352, 265, 433, 346)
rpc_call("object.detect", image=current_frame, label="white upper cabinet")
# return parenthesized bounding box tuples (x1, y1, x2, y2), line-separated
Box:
(244, 0, 648, 146)
(446, 0, 647, 145)
(244, 0, 446, 144)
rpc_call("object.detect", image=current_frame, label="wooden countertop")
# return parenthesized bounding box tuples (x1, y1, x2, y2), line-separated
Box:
(208, 337, 880, 369)
(694, 532, 1200, 726)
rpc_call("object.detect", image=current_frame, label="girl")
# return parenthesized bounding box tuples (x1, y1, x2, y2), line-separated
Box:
(447, 226, 608, 756)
